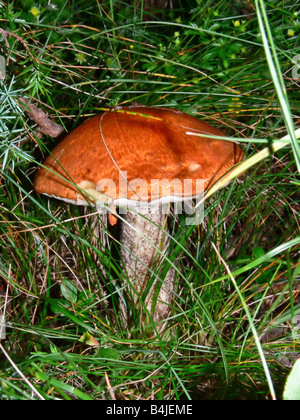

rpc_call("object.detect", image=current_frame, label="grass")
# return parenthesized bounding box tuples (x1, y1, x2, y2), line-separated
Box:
(0, 0, 300, 400)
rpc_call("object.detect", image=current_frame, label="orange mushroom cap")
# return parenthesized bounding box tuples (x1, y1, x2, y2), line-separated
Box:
(34, 106, 244, 206)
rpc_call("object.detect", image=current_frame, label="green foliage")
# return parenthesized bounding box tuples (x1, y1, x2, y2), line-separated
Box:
(0, 0, 299, 400)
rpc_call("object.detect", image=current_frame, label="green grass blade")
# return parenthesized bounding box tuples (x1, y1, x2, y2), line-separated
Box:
(255, 0, 300, 172)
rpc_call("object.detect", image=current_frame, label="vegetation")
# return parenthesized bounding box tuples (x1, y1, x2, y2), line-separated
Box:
(0, 0, 299, 400)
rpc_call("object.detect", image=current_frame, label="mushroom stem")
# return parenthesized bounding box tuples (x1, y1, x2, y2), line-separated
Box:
(120, 204, 175, 330)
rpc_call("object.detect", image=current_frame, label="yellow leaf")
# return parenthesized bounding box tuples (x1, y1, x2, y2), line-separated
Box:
(78, 332, 99, 348)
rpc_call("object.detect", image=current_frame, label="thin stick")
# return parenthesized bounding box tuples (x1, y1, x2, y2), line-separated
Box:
(0, 284, 9, 340)
(105, 371, 116, 400)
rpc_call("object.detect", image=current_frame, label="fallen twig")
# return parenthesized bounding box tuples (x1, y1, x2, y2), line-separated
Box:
(18, 98, 65, 138)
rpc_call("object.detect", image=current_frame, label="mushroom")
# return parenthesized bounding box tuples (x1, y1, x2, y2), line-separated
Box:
(34, 106, 244, 329)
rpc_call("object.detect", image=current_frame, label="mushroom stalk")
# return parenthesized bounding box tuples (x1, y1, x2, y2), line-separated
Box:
(120, 204, 175, 329)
